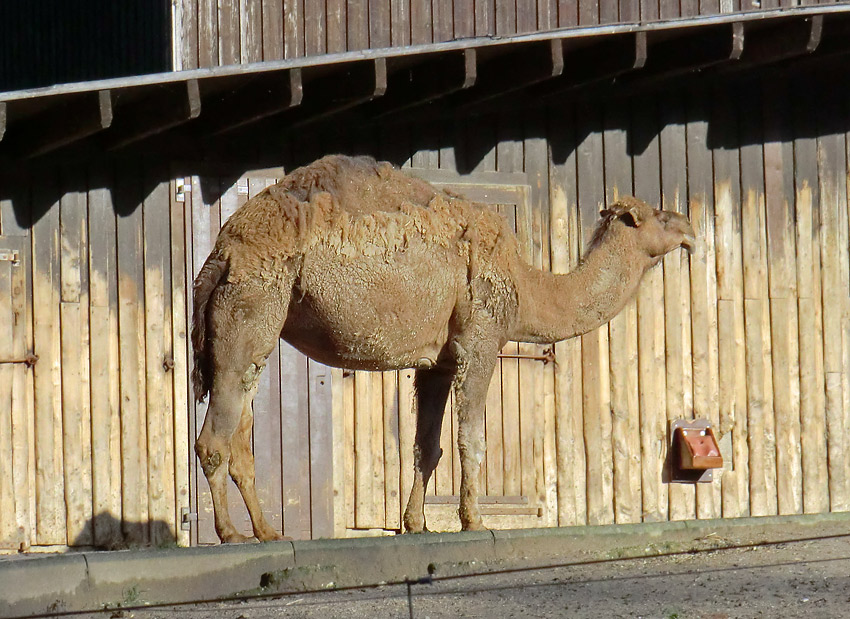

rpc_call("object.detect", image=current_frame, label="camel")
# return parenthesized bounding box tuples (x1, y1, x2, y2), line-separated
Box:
(191, 154, 696, 543)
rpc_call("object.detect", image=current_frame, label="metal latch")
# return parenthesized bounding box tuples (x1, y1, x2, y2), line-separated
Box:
(181, 507, 198, 531)
(175, 178, 191, 203)
(0, 353, 38, 367)
(0, 249, 20, 265)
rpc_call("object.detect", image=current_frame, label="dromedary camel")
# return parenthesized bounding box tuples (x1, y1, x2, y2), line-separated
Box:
(192, 154, 695, 543)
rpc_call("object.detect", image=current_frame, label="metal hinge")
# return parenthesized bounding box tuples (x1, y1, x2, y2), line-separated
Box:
(180, 507, 198, 531)
(0, 249, 20, 265)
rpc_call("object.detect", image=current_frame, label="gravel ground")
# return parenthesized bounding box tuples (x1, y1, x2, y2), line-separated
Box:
(113, 525, 850, 619)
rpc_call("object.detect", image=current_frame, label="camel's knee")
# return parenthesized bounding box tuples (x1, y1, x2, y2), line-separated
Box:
(195, 438, 227, 478)
(228, 449, 256, 488)
(414, 444, 443, 474)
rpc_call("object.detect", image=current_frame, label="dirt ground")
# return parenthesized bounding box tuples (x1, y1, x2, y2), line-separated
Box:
(117, 521, 850, 619)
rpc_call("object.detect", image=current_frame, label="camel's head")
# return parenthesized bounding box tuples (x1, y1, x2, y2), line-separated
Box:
(599, 197, 696, 260)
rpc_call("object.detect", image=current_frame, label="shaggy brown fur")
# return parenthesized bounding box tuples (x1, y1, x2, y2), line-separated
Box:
(192, 154, 696, 543)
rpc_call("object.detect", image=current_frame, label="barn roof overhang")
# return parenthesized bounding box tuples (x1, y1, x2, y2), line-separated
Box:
(1, 5, 849, 166)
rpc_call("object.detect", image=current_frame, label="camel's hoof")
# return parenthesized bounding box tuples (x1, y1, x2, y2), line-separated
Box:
(256, 531, 292, 542)
(220, 531, 253, 544)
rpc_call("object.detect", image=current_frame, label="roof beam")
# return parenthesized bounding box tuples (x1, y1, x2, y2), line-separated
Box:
(198, 68, 303, 136)
(103, 79, 201, 150)
(365, 49, 477, 121)
(275, 58, 388, 131)
(454, 40, 564, 111)
(6, 89, 113, 159)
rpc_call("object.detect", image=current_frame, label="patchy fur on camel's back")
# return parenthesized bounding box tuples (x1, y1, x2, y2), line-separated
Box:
(191, 155, 520, 402)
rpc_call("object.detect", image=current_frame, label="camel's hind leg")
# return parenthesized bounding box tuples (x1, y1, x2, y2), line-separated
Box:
(229, 391, 289, 541)
(403, 366, 454, 533)
(195, 278, 291, 543)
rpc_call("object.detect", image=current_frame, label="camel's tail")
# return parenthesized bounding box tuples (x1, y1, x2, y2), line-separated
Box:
(191, 254, 228, 403)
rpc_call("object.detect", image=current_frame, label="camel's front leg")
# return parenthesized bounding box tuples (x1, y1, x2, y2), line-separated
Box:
(454, 342, 500, 531)
(403, 366, 454, 533)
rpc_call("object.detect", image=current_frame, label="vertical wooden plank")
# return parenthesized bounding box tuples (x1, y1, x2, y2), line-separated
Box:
(792, 78, 828, 515)
(576, 100, 613, 525)
(347, 0, 369, 51)
(88, 165, 122, 547)
(241, 0, 263, 62)
(762, 78, 803, 516)
(219, 0, 241, 65)
(143, 166, 177, 544)
(660, 0, 680, 19)
(390, 0, 410, 46)
(496, 0, 516, 35)
(579, 0, 599, 25)
(712, 83, 749, 519)
(179, 0, 199, 70)
(59, 174, 93, 546)
(816, 86, 850, 512)
(371, 370, 386, 523)
(550, 129, 586, 525)
(198, 0, 219, 67)
(659, 93, 695, 521)
(381, 371, 400, 530)
(284, 0, 304, 58)
(739, 82, 777, 518)
(331, 367, 347, 535)
(516, 0, 537, 32)
(10, 235, 32, 548)
(410, 0, 432, 44)
(0, 258, 17, 546)
(640, 0, 659, 21)
(280, 345, 311, 538)
(397, 368, 415, 527)
(432, 0, 452, 41)
(115, 161, 150, 544)
(305, 0, 327, 55)
(476, 0, 496, 35)
(599, 0, 618, 23)
(686, 87, 721, 520)
(169, 173, 191, 548)
(527, 116, 556, 526)
(631, 94, 668, 523)
(262, 0, 284, 60)
(602, 99, 640, 525)
(309, 360, 334, 538)
(353, 371, 377, 527)
(454, 0, 474, 38)
(343, 370, 356, 530)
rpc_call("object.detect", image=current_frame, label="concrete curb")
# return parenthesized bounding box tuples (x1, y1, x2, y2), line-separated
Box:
(3, 512, 849, 617)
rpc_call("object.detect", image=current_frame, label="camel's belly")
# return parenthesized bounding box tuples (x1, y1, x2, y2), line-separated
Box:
(280, 249, 463, 370)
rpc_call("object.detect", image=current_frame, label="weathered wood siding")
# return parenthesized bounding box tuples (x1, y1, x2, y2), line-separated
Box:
(175, 0, 846, 69)
(0, 163, 191, 550)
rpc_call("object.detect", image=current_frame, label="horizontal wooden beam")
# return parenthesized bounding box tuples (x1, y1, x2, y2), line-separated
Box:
(103, 79, 201, 150)
(7, 89, 113, 159)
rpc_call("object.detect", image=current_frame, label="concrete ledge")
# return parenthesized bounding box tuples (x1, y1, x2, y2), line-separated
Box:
(2, 512, 849, 618)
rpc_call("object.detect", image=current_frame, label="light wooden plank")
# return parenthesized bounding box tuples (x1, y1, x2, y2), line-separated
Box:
(309, 360, 335, 538)
(331, 367, 347, 535)
(280, 345, 311, 538)
(353, 371, 377, 527)
(631, 94, 668, 523)
(659, 95, 695, 521)
(219, 0, 241, 65)
(383, 371, 400, 529)
(241, 0, 263, 63)
(143, 171, 177, 544)
(31, 175, 66, 545)
(305, 0, 327, 55)
(87, 167, 122, 547)
(10, 237, 32, 548)
(284, 0, 305, 58)
(343, 370, 356, 530)
(390, 0, 411, 47)
(0, 260, 16, 546)
(686, 88, 721, 520)
(170, 175, 191, 547)
(115, 162, 150, 544)
(262, 0, 284, 60)
(484, 351, 504, 496)
(198, 0, 219, 67)
(603, 100, 640, 525)
(397, 368, 415, 527)
(711, 84, 748, 518)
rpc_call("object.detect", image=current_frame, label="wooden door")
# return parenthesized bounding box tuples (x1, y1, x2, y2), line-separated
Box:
(183, 169, 334, 543)
(0, 237, 32, 550)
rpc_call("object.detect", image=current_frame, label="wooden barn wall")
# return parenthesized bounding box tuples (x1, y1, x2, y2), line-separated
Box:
(324, 69, 850, 534)
(175, 0, 846, 70)
(0, 162, 191, 550)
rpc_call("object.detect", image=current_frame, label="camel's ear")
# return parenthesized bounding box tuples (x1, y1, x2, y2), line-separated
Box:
(601, 203, 643, 227)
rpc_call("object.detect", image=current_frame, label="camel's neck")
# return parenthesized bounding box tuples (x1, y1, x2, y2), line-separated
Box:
(510, 228, 654, 344)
